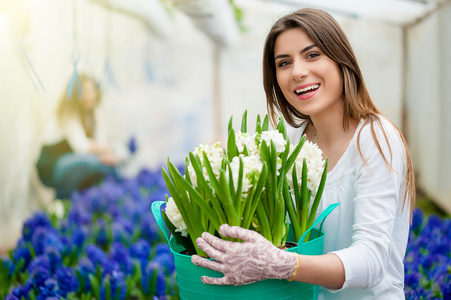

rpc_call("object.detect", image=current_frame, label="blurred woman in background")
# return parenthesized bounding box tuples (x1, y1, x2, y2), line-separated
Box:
(37, 73, 126, 199)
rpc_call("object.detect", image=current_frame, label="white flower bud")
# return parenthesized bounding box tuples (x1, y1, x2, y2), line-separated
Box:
(165, 197, 188, 237)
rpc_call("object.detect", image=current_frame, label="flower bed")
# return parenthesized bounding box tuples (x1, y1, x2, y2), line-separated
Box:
(1, 168, 450, 299)
(1, 169, 178, 300)
(404, 209, 451, 299)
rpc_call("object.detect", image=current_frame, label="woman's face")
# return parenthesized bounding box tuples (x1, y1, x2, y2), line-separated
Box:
(81, 79, 99, 111)
(274, 28, 343, 119)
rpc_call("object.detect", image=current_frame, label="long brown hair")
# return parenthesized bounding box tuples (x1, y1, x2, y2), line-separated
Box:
(56, 73, 102, 138)
(263, 8, 415, 215)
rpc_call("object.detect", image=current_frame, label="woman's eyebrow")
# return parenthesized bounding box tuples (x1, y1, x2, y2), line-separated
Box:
(274, 44, 317, 60)
(300, 44, 317, 53)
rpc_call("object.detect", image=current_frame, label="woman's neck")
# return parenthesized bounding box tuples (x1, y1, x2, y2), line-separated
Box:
(305, 111, 359, 172)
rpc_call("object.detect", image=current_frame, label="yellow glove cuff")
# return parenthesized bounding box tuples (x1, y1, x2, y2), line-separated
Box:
(288, 254, 300, 281)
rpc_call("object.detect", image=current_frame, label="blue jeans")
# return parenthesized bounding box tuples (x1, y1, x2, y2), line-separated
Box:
(53, 153, 117, 199)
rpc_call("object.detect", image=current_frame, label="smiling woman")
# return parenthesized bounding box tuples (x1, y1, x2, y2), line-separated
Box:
(192, 8, 416, 300)
(274, 29, 345, 140)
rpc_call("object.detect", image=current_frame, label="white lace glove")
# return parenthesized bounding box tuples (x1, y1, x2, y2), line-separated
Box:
(191, 224, 300, 286)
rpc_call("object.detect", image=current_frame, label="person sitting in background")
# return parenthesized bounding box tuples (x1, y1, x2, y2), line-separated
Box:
(37, 73, 127, 199)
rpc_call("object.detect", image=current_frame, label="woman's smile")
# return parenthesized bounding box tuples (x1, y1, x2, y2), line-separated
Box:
(294, 83, 321, 100)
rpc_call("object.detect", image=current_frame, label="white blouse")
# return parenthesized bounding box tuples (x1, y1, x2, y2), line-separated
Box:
(41, 109, 107, 154)
(287, 116, 410, 300)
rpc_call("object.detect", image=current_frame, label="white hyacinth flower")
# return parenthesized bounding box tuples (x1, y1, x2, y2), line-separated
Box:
(260, 130, 287, 153)
(287, 139, 325, 194)
(235, 132, 260, 157)
(165, 197, 188, 237)
(228, 154, 263, 198)
(187, 142, 223, 187)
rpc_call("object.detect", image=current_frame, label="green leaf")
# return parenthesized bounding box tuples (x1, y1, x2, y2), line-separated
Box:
(285, 135, 306, 173)
(29, 289, 36, 300)
(227, 128, 238, 160)
(243, 144, 249, 156)
(219, 170, 239, 226)
(244, 163, 268, 227)
(226, 160, 236, 201)
(113, 285, 122, 300)
(89, 274, 100, 300)
(105, 278, 111, 300)
(291, 165, 302, 223)
(283, 179, 302, 242)
(228, 115, 233, 133)
(300, 158, 309, 235)
(164, 163, 202, 254)
(162, 166, 191, 234)
(162, 209, 196, 254)
(234, 157, 244, 218)
(307, 158, 328, 229)
(241, 110, 248, 133)
(77, 270, 86, 293)
(256, 114, 262, 134)
(256, 201, 272, 242)
(269, 140, 278, 210)
(277, 140, 291, 192)
(276, 115, 287, 139)
(26, 242, 36, 258)
(262, 115, 269, 131)
(198, 152, 228, 225)
(178, 176, 222, 230)
(184, 158, 193, 186)
(272, 191, 286, 247)
(168, 162, 206, 255)
(256, 114, 261, 127)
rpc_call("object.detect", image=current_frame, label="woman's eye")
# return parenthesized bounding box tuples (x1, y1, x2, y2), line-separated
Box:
(278, 61, 291, 67)
(306, 52, 320, 59)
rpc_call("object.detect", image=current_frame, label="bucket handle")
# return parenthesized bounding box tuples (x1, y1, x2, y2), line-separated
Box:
(296, 202, 339, 253)
(151, 200, 171, 244)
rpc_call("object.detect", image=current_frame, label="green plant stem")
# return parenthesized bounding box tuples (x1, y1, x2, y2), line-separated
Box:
(300, 158, 309, 235)
(307, 158, 328, 229)
(283, 180, 302, 242)
(241, 110, 247, 133)
(256, 201, 272, 242)
(272, 191, 285, 246)
(219, 170, 239, 226)
(242, 163, 268, 228)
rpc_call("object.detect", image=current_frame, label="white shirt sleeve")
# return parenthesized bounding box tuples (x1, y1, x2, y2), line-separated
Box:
(329, 118, 408, 290)
(61, 116, 93, 154)
(94, 108, 108, 145)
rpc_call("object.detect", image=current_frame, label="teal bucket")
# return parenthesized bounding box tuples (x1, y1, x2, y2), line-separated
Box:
(152, 201, 339, 300)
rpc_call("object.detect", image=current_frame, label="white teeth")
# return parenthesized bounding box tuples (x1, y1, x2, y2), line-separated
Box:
(296, 84, 320, 94)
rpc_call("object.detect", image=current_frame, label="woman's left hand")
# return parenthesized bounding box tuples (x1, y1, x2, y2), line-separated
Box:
(191, 224, 299, 286)
(99, 151, 119, 166)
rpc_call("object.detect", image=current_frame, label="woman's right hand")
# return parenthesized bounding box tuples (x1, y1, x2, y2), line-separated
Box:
(90, 142, 118, 165)
(99, 151, 119, 166)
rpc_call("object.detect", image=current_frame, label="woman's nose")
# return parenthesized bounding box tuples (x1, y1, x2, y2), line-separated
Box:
(291, 61, 308, 81)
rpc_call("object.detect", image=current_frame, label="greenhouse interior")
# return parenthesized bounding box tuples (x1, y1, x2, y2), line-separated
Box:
(0, 0, 450, 299)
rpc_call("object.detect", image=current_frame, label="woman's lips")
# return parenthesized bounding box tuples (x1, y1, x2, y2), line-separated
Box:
(294, 84, 320, 100)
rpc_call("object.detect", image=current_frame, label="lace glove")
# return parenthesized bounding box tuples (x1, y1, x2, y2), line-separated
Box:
(191, 224, 300, 286)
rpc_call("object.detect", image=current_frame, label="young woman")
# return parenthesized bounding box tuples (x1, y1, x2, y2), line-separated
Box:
(36, 74, 125, 199)
(191, 8, 415, 299)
